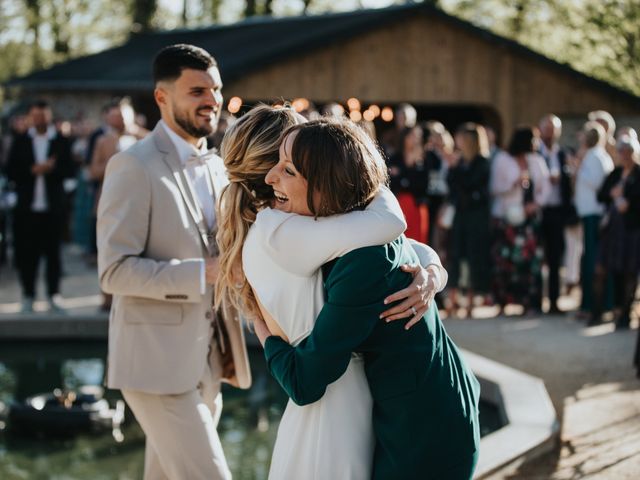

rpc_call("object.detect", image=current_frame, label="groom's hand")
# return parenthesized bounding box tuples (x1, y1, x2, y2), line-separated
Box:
(379, 264, 439, 330)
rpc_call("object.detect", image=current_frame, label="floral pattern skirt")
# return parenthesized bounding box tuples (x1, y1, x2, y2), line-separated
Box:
(491, 218, 544, 310)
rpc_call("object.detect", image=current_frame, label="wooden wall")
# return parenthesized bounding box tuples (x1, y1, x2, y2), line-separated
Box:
(226, 15, 640, 139)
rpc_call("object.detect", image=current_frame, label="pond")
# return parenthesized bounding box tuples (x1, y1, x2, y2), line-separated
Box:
(0, 340, 501, 479)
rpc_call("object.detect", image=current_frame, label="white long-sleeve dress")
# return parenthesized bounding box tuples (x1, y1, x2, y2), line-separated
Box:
(242, 187, 446, 479)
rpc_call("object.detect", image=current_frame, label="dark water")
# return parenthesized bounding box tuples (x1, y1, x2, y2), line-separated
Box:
(0, 341, 502, 479)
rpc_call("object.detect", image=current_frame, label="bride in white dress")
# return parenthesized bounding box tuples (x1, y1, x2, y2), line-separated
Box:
(216, 106, 446, 479)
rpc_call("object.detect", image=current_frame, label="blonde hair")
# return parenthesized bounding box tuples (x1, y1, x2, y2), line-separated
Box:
(214, 104, 304, 319)
(457, 122, 490, 159)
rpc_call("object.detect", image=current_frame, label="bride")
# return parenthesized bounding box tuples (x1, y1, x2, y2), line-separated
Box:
(215, 105, 446, 478)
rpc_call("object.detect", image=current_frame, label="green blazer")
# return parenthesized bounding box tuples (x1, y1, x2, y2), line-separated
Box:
(265, 236, 481, 479)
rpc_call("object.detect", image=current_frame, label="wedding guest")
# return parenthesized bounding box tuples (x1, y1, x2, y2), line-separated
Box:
(90, 99, 146, 312)
(6, 100, 74, 313)
(254, 117, 480, 479)
(617, 126, 638, 141)
(538, 114, 576, 314)
(574, 121, 614, 319)
(588, 110, 617, 161)
(423, 121, 451, 246)
(446, 123, 491, 317)
(563, 145, 583, 295)
(490, 127, 550, 314)
(388, 126, 429, 243)
(381, 103, 417, 157)
(591, 135, 640, 328)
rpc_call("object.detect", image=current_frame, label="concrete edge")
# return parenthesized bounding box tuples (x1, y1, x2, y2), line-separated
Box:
(0, 315, 109, 339)
(463, 349, 560, 479)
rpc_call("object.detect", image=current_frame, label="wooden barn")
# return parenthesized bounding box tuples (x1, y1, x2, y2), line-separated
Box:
(6, 3, 640, 143)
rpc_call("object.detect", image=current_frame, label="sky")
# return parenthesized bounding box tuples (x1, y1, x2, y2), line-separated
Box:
(159, 0, 401, 25)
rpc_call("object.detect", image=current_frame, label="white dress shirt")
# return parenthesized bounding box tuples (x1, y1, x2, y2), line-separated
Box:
(160, 120, 216, 230)
(28, 125, 57, 212)
(160, 120, 216, 294)
(538, 142, 563, 207)
(490, 150, 551, 219)
(575, 146, 614, 217)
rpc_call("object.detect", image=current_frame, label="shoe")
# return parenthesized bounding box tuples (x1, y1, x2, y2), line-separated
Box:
(586, 315, 602, 327)
(21, 297, 34, 313)
(47, 295, 66, 314)
(574, 310, 590, 321)
(548, 305, 565, 316)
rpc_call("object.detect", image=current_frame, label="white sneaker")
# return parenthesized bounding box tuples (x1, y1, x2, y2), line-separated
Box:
(48, 295, 66, 314)
(21, 297, 34, 313)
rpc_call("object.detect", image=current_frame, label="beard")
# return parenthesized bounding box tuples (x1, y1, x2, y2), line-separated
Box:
(173, 103, 218, 139)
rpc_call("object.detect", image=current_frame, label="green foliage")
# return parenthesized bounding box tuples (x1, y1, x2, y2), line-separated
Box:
(445, 0, 640, 95)
(0, 0, 638, 97)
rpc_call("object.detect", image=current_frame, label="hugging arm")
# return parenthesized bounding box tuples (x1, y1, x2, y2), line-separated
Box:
(379, 239, 447, 328)
(261, 186, 406, 276)
(263, 251, 387, 405)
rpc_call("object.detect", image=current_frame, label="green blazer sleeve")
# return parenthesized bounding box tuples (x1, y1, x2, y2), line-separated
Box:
(264, 246, 395, 406)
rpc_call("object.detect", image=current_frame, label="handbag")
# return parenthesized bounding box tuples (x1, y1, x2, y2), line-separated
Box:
(438, 203, 455, 229)
(505, 203, 526, 226)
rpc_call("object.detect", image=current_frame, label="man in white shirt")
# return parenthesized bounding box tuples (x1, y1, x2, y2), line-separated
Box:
(574, 120, 614, 317)
(538, 114, 575, 314)
(6, 100, 74, 313)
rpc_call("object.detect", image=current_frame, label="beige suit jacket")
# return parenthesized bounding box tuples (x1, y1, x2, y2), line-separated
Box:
(97, 122, 251, 394)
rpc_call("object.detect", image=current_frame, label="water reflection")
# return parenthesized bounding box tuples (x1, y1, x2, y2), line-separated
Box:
(0, 340, 288, 479)
(0, 341, 500, 479)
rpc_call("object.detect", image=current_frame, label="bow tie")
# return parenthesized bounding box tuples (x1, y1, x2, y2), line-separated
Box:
(186, 150, 217, 168)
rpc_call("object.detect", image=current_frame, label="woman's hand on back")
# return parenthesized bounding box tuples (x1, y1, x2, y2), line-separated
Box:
(379, 264, 439, 330)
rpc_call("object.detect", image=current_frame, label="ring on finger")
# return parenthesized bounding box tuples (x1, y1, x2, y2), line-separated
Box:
(410, 306, 417, 316)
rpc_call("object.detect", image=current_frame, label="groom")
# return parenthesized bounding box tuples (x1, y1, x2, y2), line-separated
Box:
(97, 44, 250, 479)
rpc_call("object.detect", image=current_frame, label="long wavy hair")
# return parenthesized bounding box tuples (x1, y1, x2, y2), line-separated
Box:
(214, 104, 304, 319)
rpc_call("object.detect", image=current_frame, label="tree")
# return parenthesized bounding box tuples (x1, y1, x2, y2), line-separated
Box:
(579, 0, 640, 96)
(244, 0, 256, 17)
(445, 0, 640, 95)
(24, 0, 43, 68)
(131, 0, 157, 33)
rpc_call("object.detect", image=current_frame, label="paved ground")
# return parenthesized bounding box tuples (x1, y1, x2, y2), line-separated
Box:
(0, 244, 102, 316)
(1, 245, 639, 479)
(446, 307, 640, 478)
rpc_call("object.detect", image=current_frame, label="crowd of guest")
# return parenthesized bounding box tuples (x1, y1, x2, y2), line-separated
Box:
(0, 98, 240, 313)
(0, 100, 638, 348)
(380, 104, 639, 339)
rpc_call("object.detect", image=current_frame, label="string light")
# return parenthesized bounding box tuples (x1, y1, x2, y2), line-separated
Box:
(227, 97, 242, 114)
(347, 97, 361, 111)
(363, 109, 375, 122)
(349, 110, 362, 122)
(381, 107, 394, 122)
(292, 98, 310, 112)
(369, 105, 381, 117)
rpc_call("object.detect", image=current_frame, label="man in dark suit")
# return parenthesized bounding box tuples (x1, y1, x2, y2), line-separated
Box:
(6, 100, 74, 313)
(538, 114, 576, 314)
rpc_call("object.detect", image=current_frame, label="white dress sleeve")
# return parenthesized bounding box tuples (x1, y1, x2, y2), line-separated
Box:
(255, 186, 407, 276)
(407, 239, 448, 292)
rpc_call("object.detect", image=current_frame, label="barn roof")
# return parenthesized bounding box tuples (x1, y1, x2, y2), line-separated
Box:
(6, 3, 640, 105)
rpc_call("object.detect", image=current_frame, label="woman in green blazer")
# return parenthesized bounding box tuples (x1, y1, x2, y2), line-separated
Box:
(254, 118, 480, 479)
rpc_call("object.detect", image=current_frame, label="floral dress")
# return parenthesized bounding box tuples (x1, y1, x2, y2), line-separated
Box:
(491, 175, 544, 310)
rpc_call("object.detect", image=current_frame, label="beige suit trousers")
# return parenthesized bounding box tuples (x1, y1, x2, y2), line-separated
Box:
(122, 359, 231, 480)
